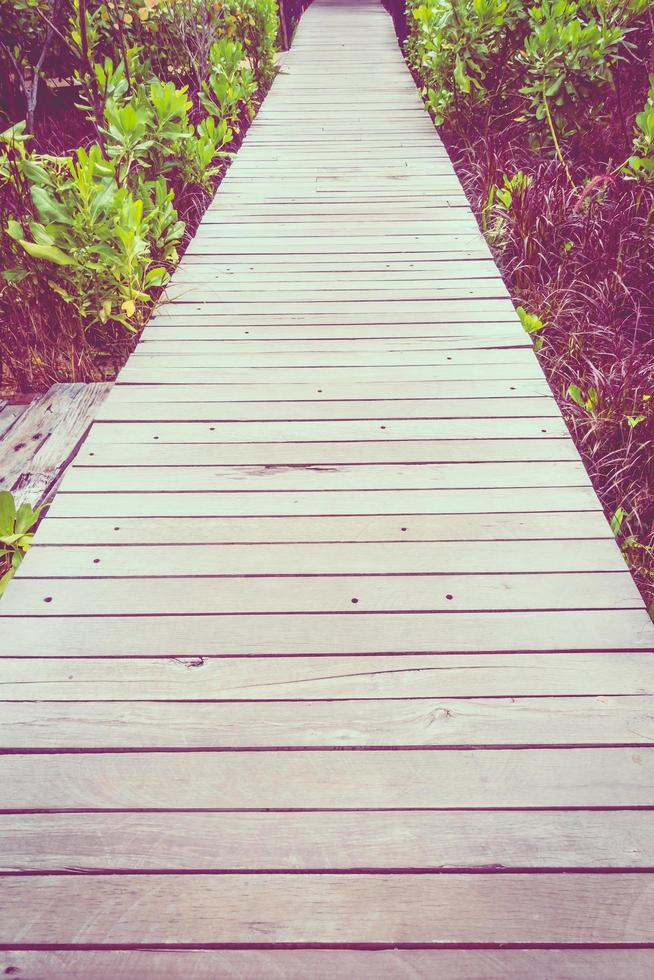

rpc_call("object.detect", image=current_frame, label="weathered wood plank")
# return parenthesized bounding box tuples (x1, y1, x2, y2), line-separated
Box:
(77, 439, 578, 466)
(32, 511, 613, 544)
(8, 572, 640, 617)
(19, 539, 625, 578)
(0, 384, 111, 508)
(1, 653, 650, 700)
(185, 237, 490, 255)
(94, 398, 561, 423)
(138, 330, 530, 347)
(165, 284, 512, 302)
(0, 610, 651, 656)
(2, 950, 653, 980)
(1, 748, 652, 809)
(191, 219, 483, 236)
(148, 300, 516, 318)
(85, 418, 567, 443)
(45, 486, 601, 518)
(127, 347, 529, 366)
(2, 810, 653, 871)
(116, 363, 546, 384)
(59, 461, 592, 494)
(2, 695, 652, 748)
(3, 873, 654, 944)
(112, 380, 551, 399)
(0, 401, 27, 439)
(76, 439, 579, 468)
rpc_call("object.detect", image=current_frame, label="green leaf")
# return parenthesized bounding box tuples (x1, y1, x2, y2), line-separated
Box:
(144, 266, 168, 288)
(567, 383, 585, 408)
(454, 54, 471, 94)
(21, 159, 54, 186)
(1, 268, 29, 283)
(516, 305, 545, 335)
(587, 387, 599, 414)
(31, 185, 72, 225)
(15, 502, 42, 535)
(19, 240, 75, 266)
(0, 567, 16, 598)
(6, 219, 23, 241)
(610, 506, 627, 536)
(0, 491, 16, 537)
(0, 533, 22, 546)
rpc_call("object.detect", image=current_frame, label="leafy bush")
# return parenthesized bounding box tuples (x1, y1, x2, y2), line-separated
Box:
(0, 0, 279, 389)
(406, 0, 528, 125)
(406, 0, 645, 151)
(200, 39, 257, 126)
(625, 76, 654, 179)
(405, 0, 654, 603)
(6, 144, 177, 331)
(519, 1, 626, 145)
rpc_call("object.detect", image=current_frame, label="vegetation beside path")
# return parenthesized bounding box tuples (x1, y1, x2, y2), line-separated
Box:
(405, 0, 654, 606)
(0, 0, 279, 392)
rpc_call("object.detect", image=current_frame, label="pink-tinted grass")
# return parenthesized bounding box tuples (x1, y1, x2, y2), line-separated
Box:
(442, 130, 654, 608)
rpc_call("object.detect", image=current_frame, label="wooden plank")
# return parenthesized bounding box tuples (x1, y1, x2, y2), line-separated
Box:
(185, 237, 489, 255)
(147, 299, 515, 318)
(76, 439, 580, 466)
(165, 285, 511, 302)
(191, 223, 484, 239)
(59, 461, 592, 493)
(205, 203, 473, 217)
(2, 695, 652, 748)
(3, 810, 653, 871)
(138, 329, 530, 347)
(4, 873, 654, 944)
(0, 610, 651, 656)
(207, 199, 472, 211)
(125, 348, 535, 367)
(45, 486, 601, 517)
(166, 269, 510, 287)
(1, 747, 653, 809)
(165, 284, 509, 300)
(17, 539, 628, 578)
(167, 276, 511, 292)
(32, 511, 614, 544)
(112, 381, 551, 401)
(1, 653, 650, 700)
(0, 384, 111, 507)
(4, 572, 641, 616)
(117, 364, 544, 384)
(95, 398, 562, 422)
(0, 401, 27, 439)
(86, 418, 566, 443)
(2, 950, 653, 980)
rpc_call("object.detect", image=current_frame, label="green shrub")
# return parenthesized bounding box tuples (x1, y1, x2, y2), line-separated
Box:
(225, 0, 279, 86)
(624, 75, 654, 179)
(0, 0, 279, 389)
(405, 0, 645, 150)
(406, 0, 527, 125)
(6, 145, 175, 328)
(519, 1, 627, 144)
(200, 38, 257, 126)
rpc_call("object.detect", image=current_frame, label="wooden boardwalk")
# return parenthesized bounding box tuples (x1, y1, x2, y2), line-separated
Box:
(2, 0, 654, 975)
